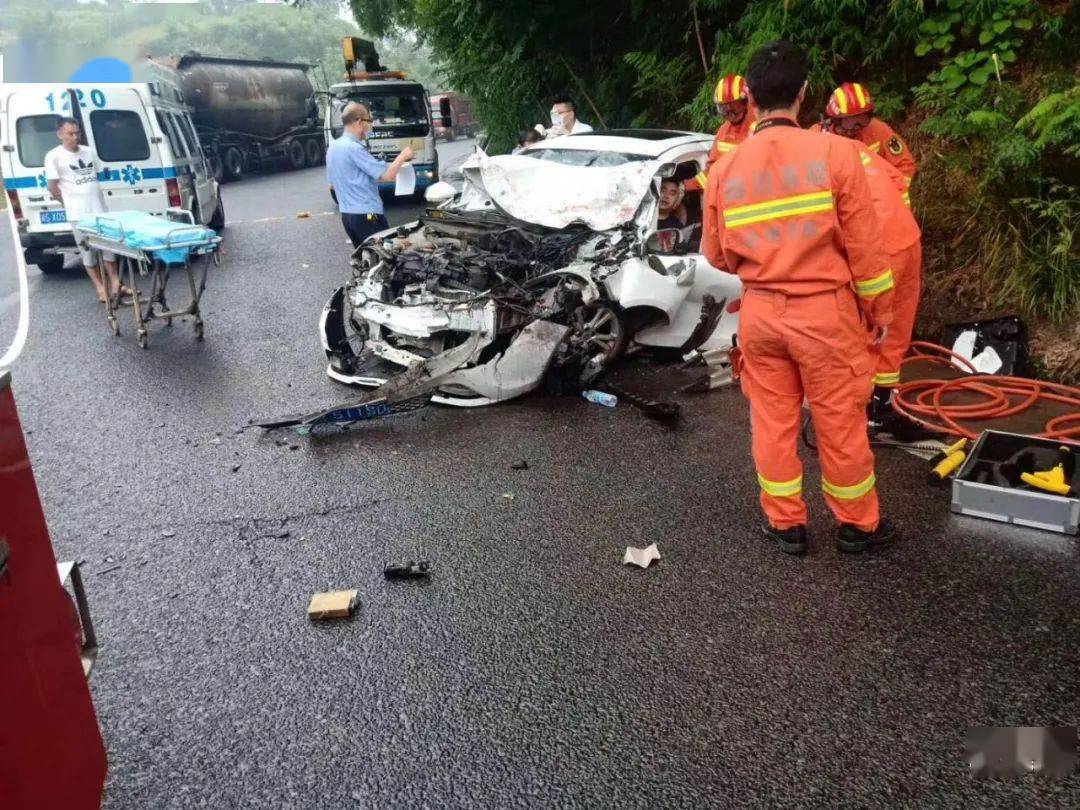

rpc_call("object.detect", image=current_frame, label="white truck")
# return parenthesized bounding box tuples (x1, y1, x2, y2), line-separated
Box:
(324, 38, 445, 198)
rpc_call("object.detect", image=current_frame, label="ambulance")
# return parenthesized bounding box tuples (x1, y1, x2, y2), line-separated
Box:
(1, 82, 222, 274)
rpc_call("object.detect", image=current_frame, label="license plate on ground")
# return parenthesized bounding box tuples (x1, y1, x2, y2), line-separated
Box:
(40, 210, 68, 224)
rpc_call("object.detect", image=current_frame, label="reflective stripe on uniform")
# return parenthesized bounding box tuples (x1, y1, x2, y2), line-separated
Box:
(868, 141, 881, 152)
(860, 152, 872, 166)
(822, 472, 876, 500)
(757, 473, 803, 497)
(832, 88, 848, 115)
(855, 268, 895, 298)
(715, 141, 737, 153)
(695, 171, 708, 189)
(723, 190, 834, 229)
(873, 371, 901, 386)
(901, 191, 911, 207)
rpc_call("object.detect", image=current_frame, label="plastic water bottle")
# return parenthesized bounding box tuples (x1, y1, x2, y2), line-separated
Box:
(582, 390, 618, 408)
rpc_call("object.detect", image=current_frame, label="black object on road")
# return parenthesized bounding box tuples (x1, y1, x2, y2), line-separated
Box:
(604, 383, 681, 422)
(384, 561, 431, 580)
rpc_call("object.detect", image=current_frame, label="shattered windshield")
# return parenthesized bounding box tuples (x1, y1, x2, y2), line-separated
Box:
(524, 149, 650, 167)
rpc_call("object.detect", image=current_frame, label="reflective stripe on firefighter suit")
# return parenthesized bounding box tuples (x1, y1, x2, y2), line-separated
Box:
(684, 116, 755, 192)
(857, 147, 922, 388)
(702, 120, 894, 531)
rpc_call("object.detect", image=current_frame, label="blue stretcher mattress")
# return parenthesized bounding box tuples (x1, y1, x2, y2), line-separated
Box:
(77, 211, 217, 264)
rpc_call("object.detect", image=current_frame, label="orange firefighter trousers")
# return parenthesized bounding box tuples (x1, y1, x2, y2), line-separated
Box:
(739, 286, 880, 531)
(872, 241, 922, 388)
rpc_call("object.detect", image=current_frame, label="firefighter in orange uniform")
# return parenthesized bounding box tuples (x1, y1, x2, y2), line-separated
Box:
(855, 147, 922, 413)
(684, 74, 755, 193)
(702, 41, 896, 555)
(816, 82, 916, 183)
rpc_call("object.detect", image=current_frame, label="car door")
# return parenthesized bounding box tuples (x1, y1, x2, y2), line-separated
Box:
(175, 112, 216, 223)
(637, 141, 743, 352)
(3, 86, 67, 235)
(84, 86, 165, 216)
(156, 110, 197, 212)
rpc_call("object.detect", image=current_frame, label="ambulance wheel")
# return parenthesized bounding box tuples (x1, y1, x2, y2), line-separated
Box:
(209, 197, 225, 231)
(288, 140, 306, 170)
(137, 330, 148, 350)
(304, 138, 323, 167)
(33, 252, 65, 275)
(224, 147, 245, 181)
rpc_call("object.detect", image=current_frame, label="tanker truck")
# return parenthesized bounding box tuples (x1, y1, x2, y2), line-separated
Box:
(166, 55, 325, 182)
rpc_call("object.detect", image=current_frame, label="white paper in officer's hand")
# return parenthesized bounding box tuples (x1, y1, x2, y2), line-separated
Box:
(395, 163, 416, 196)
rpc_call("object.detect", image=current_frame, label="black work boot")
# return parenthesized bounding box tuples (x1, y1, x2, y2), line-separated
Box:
(763, 524, 808, 555)
(837, 519, 896, 553)
(868, 385, 894, 424)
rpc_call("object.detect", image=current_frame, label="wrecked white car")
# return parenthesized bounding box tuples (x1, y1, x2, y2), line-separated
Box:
(320, 129, 742, 407)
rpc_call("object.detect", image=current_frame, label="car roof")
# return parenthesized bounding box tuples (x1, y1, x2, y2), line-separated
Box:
(529, 129, 712, 157)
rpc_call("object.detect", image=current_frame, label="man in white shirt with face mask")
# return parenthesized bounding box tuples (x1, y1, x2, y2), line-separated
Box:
(548, 96, 593, 137)
(44, 117, 123, 303)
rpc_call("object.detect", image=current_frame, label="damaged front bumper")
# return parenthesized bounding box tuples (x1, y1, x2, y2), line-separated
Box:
(321, 284, 570, 407)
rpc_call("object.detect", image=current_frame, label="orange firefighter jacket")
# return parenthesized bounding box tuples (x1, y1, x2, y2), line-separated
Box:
(810, 117, 916, 182)
(702, 119, 894, 327)
(857, 146, 920, 255)
(684, 115, 755, 192)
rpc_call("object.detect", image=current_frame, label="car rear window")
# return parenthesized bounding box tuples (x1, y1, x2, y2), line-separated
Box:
(15, 114, 62, 168)
(89, 110, 150, 162)
(523, 148, 649, 167)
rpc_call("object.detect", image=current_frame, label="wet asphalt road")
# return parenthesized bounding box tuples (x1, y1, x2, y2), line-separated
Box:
(2, 141, 1079, 807)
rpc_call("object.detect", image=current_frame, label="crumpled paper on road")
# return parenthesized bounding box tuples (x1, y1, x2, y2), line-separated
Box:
(623, 543, 661, 568)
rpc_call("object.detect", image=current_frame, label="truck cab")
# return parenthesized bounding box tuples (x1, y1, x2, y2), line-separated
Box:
(1, 82, 222, 274)
(324, 77, 440, 195)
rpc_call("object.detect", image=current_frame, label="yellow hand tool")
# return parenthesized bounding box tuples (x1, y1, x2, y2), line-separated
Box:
(928, 438, 968, 483)
(1020, 464, 1072, 496)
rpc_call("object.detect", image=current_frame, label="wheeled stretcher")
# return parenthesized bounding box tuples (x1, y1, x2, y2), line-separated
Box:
(75, 209, 222, 349)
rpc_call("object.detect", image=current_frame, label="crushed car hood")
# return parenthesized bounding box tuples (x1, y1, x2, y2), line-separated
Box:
(457, 150, 660, 232)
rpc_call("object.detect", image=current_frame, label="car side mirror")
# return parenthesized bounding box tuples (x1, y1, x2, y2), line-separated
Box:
(646, 228, 681, 253)
(425, 181, 456, 205)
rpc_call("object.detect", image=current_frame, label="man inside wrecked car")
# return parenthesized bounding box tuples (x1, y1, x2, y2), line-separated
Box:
(326, 102, 414, 248)
(656, 178, 701, 251)
(701, 40, 896, 556)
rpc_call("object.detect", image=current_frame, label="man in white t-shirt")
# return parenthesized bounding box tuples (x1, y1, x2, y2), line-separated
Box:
(547, 96, 594, 137)
(44, 117, 121, 302)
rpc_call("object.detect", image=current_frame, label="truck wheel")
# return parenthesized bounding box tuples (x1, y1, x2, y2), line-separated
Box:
(304, 138, 323, 167)
(224, 147, 245, 182)
(209, 196, 225, 231)
(288, 140, 306, 170)
(31, 251, 65, 275)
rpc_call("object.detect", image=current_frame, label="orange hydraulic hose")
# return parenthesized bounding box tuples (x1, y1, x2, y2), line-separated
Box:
(891, 341, 1080, 441)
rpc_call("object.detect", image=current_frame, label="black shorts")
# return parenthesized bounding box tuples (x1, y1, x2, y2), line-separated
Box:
(342, 213, 389, 248)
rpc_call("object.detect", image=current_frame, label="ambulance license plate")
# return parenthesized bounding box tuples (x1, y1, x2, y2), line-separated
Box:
(40, 210, 68, 224)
